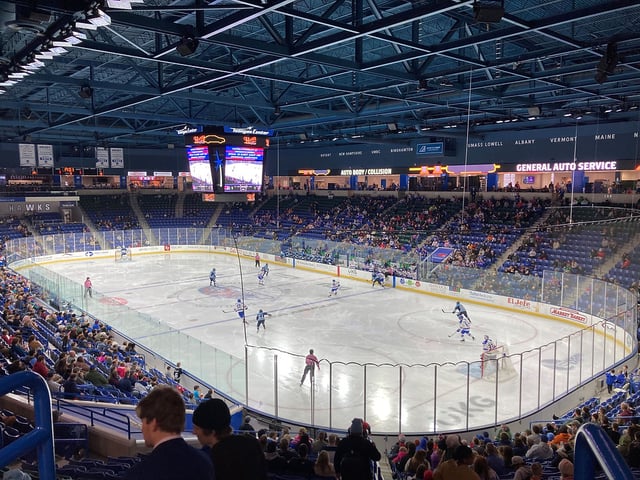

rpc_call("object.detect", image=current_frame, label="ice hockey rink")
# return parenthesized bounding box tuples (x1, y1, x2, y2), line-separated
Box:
(40, 252, 617, 434)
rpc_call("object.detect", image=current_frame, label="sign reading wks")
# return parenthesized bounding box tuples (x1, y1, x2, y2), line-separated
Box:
(416, 142, 444, 155)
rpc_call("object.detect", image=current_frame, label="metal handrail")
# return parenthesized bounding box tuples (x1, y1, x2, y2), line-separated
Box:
(0, 371, 56, 480)
(574, 423, 633, 479)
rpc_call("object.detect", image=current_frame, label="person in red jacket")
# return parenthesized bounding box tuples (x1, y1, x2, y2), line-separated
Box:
(31, 354, 50, 378)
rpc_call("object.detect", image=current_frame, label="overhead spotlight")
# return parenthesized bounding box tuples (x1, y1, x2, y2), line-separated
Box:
(79, 85, 93, 98)
(274, 105, 281, 115)
(417, 78, 428, 91)
(176, 36, 199, 56)
(473, 0, 505, 23)
(563, 112, 572, 117)
(387, 123, 398, 132)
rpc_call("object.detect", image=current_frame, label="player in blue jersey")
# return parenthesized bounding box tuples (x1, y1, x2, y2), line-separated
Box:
(456, 314, 474, 341)
(328, 279, 340, 297)
(209, 268, 216, 287)
(256, 309, 272, 332)
(452, 301, 471, 321)
(372, 271, 385, 288)
(235, 299, 247, 323)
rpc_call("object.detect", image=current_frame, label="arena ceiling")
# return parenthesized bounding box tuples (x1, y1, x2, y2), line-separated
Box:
(1, 0, 640, 150)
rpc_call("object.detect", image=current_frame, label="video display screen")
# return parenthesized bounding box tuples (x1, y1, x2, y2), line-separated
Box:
(522, 175, 535, 184)
(223, 146, 264, 193)
(187, 146, 214, 192)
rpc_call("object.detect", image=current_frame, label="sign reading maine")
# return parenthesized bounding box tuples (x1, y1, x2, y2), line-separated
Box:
(516, 161, 617, 172)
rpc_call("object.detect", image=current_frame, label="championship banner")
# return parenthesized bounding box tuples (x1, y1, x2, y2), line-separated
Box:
(37, 144, 54, 167)
(19, 143, 36, 167)
(96, 147, 109, 168)
(110, 148, 124, 168)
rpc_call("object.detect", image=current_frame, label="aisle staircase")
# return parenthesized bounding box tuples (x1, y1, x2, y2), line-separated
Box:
(128, 192, 157, 245)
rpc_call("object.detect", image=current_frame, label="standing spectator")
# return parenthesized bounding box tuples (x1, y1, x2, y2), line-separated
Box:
(334, 418, 381, 480)
(192, 398, 267, 480)
(193, 385, 202, 403)
(123, 386, 214, 480)
(300, 349, 320, 386)
(173, 362, 183, 383)
(606, 369, 616, 394)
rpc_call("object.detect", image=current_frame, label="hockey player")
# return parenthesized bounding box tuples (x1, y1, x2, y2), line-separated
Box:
(256, 309, 271, 332)
(209, 268, 217, 287)
(482, 335, 496, 352)
(258, 271, 265, 286)
(372, 271, 385, 288)
(328, 279, 341, 297)
(456, 314, 474, 342)
(120, 246, 129, 260)
(261, 263, 269, 277)
(452, 301, 471, 321)
(235, 299, 248, 323)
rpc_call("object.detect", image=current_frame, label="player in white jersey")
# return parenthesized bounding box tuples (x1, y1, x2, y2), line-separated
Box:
(372, 271, 385, 288)
(120, 246, 129, 260)
(256, 309, 272, 332)
(482, 335, 496, 352)
(328, 279, 340, 297)
(209, 268, 217, 287)
(235, 299, 248, 323)
(452, 301, 471, 321)
(456, 314, 475, 341)
(258, 271, 265, 286)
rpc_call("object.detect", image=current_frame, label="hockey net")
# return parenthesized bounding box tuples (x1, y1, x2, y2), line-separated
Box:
(114, 248, 133, 262)
(480, 345, 518, 381)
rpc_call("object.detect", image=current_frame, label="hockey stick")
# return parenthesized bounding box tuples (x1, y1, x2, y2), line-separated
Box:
(222, 306, 249, 313)
(441, 308, 452, 314)
(447, 329, 459, 338)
